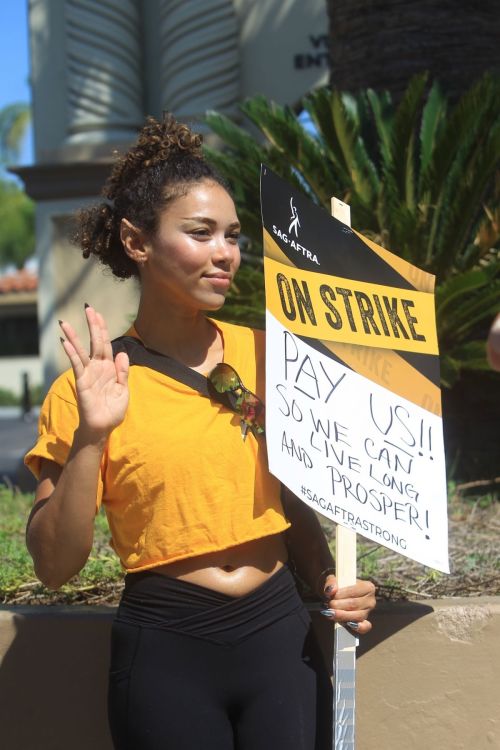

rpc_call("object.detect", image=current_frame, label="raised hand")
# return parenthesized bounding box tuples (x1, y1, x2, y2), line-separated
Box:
(59, 305, 129, 439)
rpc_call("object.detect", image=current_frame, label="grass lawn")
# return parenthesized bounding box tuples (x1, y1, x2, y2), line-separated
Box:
(0, 485, 122, 605)
(1, 482, 499, 605)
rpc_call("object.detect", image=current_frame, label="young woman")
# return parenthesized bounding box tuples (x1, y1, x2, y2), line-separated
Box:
(25, 115, 376, 750)
(487, 313, 500, 371)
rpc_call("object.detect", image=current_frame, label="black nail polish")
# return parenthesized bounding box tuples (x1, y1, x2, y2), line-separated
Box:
(347, 621, 359, 630)
(58, 319, 63, 325)
(84, 303, 90, 309)
(59, 337, 65, 344)
(324, 585, 335, 596)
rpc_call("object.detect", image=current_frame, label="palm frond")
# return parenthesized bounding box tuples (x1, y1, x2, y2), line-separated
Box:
(419, 82, 446, 177)
(384, 73, 428, 215)
(436, 265, 500, 316)
(204, 77, 500, 386)
(0, 102, 30, 165)
(366, 88, 393, 166)
(434, 123, 500, 274)
(423, 75, 500, 264)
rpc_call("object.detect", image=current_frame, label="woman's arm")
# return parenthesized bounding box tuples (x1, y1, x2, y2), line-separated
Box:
(26, 307, 129, 589)
(281, 486, 334, 595)
(281, 487, 376, 634)
(26, 438, 106, 589)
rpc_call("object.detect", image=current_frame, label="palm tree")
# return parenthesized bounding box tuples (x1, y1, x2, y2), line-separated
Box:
(0, 102, 30, 167)
(326, 1, 500, 102)
(205, 75, 500, 480)
(0, 102, 34, 269)
(204, 74, 500, 388)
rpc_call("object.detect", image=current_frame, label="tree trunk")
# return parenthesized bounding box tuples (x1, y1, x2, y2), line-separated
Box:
(327, 0, 500, 101)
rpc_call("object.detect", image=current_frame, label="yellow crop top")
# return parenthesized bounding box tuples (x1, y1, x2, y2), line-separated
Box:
(25, 319, 289, 572)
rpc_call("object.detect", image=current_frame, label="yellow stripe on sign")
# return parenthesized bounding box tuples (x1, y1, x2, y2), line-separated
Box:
(263, 230, 296, 269)
(352, 230, 436, 294)
(264, 256, 439, 355)
(321, 341, 442, 416)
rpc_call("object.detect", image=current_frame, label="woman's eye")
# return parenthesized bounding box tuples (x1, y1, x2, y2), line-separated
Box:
(227, 233, 240, 243)
(191, 229, 210, 237)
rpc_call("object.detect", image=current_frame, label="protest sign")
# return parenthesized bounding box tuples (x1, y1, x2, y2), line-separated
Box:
(261, 166, 449, 573)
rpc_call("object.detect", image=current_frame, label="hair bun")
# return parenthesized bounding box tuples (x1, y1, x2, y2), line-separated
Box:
(105, 114, 203, 200)
(75, 113, 227, 280)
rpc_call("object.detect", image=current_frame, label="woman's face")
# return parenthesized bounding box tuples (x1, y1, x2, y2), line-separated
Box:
(140, 180, 241, 312)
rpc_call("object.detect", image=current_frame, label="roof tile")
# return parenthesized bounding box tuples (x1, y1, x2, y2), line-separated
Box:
(0, 268, 38, 294)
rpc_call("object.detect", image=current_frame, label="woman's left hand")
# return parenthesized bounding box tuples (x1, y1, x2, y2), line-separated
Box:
(321, 575, 376, 635)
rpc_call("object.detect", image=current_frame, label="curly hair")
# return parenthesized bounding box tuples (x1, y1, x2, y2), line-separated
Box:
(75, 114, 228, 279)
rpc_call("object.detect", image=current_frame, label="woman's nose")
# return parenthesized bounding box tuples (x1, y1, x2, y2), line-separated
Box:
(213, 236, 238, 265)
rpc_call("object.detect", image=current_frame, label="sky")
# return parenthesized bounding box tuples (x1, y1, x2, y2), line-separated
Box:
(0, 1, 32, 164)
(0, 4, 320, 165)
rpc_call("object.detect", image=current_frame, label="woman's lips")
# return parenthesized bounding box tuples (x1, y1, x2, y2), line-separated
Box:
(203, 274, 232, 290)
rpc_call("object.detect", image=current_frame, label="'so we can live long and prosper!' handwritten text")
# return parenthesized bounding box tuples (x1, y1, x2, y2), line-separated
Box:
(261, 165, 449, 573)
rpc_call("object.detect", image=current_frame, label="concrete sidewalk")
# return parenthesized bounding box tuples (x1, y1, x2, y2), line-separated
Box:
(0, 407, 40, 491)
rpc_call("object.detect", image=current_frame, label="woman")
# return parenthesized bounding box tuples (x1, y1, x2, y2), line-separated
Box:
(25, 115, 375, 749)
(487, 313, 500, 371)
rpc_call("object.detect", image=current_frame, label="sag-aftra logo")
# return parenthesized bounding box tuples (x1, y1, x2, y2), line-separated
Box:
(271, 196, 320, 266)
(288, 197, 301, 237)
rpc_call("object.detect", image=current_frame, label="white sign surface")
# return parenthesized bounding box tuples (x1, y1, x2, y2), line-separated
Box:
(266, 311, 449, 572)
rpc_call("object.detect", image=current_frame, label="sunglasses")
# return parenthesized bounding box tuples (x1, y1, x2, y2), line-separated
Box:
(208, 362, 265, 440)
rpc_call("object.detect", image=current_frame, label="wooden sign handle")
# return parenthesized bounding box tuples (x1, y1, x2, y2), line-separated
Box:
(331, 197, 357, 750)
(330, 196, 357, 589)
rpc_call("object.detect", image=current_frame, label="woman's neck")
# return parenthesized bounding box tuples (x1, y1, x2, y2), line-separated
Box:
(133, 301, 222, 370)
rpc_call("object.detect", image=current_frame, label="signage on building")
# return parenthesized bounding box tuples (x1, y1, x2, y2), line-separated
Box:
(293, 34, 330, 70)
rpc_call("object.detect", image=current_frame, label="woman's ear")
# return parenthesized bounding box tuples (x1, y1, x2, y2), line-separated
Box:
(120, 218, 148, 265)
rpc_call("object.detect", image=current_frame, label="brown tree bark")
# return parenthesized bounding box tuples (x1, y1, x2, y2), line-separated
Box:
(327, 0, 500, 101)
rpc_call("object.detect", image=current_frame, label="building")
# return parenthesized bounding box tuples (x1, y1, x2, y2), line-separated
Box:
(18, 0, 329, 386)
(0, 267, 42, 398)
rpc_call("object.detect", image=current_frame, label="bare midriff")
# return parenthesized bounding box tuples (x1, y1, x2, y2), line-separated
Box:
(153, 533, 289, 597)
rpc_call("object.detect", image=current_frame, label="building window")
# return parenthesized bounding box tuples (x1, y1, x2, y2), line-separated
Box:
(0, 314, 39, 356)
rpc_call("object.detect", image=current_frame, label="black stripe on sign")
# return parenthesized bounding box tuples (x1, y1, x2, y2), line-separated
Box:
(261, 165, 415, 291)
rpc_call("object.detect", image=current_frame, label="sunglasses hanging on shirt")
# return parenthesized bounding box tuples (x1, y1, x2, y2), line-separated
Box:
(208, 362, 265, 440)
(112, 336, 265, 441)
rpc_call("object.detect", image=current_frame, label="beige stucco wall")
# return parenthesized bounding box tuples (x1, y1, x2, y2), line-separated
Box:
(0, 355, 42, 396)
(234, 0, 328, 105)
(316, 598, 500, 749)
(1, 598, 498, 749)
(36, 206, 139, 387)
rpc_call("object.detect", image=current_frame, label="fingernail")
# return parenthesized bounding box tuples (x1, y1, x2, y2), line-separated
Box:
(324, 585, 335, 595)
(320, 609, 336, 618)
(58, 319, 63, 325)
(346, 621, 359, 629)
(59, 337, 65, 344)
(84, 302, 90, 309)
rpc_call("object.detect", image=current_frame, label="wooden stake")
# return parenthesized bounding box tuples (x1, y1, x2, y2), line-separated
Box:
(331, 197, 358, 750)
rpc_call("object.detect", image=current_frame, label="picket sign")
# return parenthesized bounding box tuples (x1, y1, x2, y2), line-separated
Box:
(331, 197, 358, 750)
(261, 163, 448, 743)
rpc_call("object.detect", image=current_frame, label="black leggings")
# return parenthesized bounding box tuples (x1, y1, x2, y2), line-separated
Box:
(108, 566, 332, 749)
